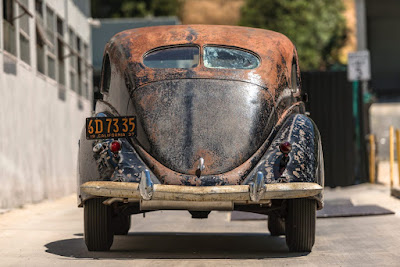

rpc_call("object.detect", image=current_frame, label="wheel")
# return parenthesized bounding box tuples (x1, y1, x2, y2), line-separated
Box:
(268, 214, 285, 236)
(285, 198, 316, 252)
(113, 214, 131, 235)
(84, 198, 114, 251)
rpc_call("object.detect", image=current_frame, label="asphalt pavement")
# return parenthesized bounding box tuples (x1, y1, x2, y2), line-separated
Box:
(0, 183, 400, 266)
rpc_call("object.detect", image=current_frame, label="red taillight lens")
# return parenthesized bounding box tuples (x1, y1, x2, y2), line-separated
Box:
(110, 141, 121, 153)
(279, 142, 292, 154)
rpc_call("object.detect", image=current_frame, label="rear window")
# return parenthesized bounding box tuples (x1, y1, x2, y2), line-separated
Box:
(204, 46, 259, 69)
(143, 46, 199, 69)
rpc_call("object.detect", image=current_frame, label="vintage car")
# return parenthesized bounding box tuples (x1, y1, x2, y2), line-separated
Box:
(78, 25, 324, 252)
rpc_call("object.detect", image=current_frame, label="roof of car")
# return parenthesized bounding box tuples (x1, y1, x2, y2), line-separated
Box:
(104, 25, 297, 93)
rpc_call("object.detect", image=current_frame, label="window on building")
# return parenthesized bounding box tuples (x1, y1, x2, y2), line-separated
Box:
(19, 0, 31, 64)
(45, 6, 56, 80)
(66, 29, 91, 96)
(69, 27, 77, 91)
(77, 36, 82, 96)
(83, 43, 90, 99)
(35, 0, 42, 15)
(3, 0, 16, 55)
(35, 0, 45, 74)
(57, 16, 65, 85)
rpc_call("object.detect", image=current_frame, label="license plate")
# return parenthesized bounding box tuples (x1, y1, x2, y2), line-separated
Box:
(86, 116, 136, 140)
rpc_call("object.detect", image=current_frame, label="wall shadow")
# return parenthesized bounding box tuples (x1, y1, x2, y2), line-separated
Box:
(45, 232, 309, 259)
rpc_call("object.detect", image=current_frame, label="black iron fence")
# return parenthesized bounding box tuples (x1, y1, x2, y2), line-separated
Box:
(301, 71, 369, 187)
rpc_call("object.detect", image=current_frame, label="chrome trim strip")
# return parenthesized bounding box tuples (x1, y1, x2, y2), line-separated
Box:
(81, 181, 323, 202)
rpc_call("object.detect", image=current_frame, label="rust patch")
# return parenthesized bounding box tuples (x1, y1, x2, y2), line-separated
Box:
(103, 25, 296, 93)
(128, 103, 301, 186)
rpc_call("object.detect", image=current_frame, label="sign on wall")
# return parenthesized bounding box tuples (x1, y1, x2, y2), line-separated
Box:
(347, 51, 371, 81)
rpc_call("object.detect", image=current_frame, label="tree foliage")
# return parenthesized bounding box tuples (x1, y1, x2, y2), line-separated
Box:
(91, 0, 181, 19)
(240, 0, 347, 70)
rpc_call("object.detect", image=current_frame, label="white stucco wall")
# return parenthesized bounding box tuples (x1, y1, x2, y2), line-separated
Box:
(0, 0, 92, 209)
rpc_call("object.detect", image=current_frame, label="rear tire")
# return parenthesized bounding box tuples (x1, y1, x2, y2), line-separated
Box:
(285, 198, 316, 252)
(268, 214, 285, 236)
(84, 198, 114, 251)
(113, 214, 131, 235)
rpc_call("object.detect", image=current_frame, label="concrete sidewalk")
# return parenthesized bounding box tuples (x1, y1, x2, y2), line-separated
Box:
(0, 182, 400, 266)
(324, 182, 400, 215)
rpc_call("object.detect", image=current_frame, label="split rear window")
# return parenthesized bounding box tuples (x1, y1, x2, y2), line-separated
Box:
(204, 47, 259, 69)
(143, 45, 259, 70)
(143, 46, 199, 69)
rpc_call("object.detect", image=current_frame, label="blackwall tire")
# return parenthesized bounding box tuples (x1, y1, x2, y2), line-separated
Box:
(285, 198, 316, 252)
(113, 215, 131, 235)
(84, 198, 114, 251)
(268, 214, 285, 236)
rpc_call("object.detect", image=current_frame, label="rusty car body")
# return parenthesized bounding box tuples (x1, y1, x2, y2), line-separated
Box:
(78, 25, 324, 252)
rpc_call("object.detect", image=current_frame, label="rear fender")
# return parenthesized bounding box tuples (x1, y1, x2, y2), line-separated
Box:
(243, 114, 324, 207)
(77, 101, 159, 206)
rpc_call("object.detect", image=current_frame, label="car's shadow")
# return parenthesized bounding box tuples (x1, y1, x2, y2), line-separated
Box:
(45, 232, 309, 259)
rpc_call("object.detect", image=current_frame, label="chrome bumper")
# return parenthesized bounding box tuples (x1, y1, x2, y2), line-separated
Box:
(80, 180, 323, 210)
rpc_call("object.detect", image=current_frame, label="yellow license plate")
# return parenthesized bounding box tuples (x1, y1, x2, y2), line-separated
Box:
(86, 116, 136, 140)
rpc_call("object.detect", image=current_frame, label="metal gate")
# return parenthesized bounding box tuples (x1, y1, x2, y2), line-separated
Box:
(301, 71, 368, 187)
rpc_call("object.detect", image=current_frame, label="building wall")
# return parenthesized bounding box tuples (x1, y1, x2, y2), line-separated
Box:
(366, 0, 400, 96)
(0, 0, 92, 209)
